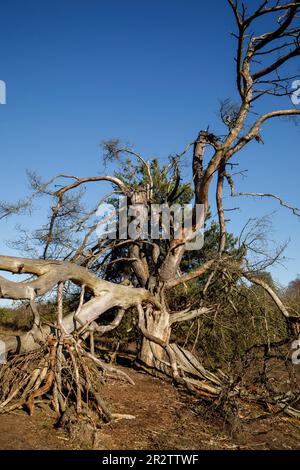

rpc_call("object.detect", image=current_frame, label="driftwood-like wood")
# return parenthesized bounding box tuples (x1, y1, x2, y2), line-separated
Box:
(1, 1, 300, 422)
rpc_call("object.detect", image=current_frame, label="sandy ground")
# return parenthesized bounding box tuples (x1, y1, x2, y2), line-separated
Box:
(0, 364, 300, 450)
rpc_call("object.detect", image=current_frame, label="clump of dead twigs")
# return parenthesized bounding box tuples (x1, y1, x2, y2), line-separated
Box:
(0, 329, 134, 430)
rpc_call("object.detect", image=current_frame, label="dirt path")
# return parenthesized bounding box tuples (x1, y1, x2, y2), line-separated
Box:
(99, 368, 214, 450)
(0, 365, 300, 450)
(0, 411, 69, 450)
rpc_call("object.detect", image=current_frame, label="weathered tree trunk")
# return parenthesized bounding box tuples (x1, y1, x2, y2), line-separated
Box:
(139, 308, 171, 368)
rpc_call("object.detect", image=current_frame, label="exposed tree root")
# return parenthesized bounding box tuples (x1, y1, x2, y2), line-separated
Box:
(136, 303, 300, 422)
(0, 330, 134, 426)
(0, 256, 299, 429)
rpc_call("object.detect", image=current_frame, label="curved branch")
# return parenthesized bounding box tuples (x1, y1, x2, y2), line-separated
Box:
(228, 108, 300, 157)
(232, 191, 300, 217)
(170, 307, 212, 325)
(0, 254, 159, 357)
(166, 259, 216, 289)
(242, 272, 297, 320)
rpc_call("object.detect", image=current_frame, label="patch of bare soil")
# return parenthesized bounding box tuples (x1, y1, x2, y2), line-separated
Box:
(0, 363, 300, 450)
(0, 410, 70, 450)
(96, 366, 300, 450)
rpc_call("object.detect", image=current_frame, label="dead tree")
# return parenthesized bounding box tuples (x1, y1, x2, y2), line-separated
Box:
(0, 0, 300, 421)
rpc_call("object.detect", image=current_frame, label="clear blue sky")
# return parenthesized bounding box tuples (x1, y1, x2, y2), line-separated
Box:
(0, 0, 299, 286)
